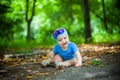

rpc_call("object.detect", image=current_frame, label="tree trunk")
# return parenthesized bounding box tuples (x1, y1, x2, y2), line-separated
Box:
(27, 21, 31, 40)
(83, 0, 92, 43)
(102, 0, 108, 32)
(25, 0, 36, 42)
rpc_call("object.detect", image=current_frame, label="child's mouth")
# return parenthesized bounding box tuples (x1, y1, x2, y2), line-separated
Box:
(62, 42, 67, 46)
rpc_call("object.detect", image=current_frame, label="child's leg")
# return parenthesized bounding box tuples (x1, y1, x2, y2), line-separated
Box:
(53, 55, 64, 68)
(41, 55, 62, 67)
(61, 58, 77, 67)
(54, 55, 77, 67)
(54, 55, 63, 62)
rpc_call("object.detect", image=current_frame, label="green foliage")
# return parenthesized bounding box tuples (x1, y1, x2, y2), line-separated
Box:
(2, 39, 41, 50)
(92, 59, 104, 67)
(92, 31, 120, 43)
(0, 0, 120, 50)
(0, 0, 11, 14)
(0, 0, 24, 40)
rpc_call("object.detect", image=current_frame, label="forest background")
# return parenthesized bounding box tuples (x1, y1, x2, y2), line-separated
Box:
(0, 0, 120, 51)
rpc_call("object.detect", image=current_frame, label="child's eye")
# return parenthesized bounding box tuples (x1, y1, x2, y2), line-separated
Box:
(64, 37, 67, 39)
(58, 39, 62, 41)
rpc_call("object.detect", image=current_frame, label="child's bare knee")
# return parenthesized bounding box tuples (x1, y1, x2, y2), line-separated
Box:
(54, 55, 63, 62)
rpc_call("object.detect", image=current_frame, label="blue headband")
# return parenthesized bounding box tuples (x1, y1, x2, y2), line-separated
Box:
(53, 28, 68, 40)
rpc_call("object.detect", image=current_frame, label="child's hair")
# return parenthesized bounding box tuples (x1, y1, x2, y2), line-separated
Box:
(53, 28, 68, 40)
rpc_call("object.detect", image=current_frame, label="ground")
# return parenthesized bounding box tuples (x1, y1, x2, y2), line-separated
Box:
(0, 43, 120, 80)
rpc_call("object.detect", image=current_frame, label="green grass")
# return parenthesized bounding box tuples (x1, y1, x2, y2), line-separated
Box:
(0, 33, 119, 53)
(92, 33, 120, 43)
(0, 39, 52, 52)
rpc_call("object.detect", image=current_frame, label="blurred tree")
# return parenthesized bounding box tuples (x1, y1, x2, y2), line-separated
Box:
(102, 0, 108, 32)
(0, 0, 24, 49)
(1, 0, 120, 49)
(25, 0, 36, 42)
(115, 0, 120, 9)
(104, 0, 120, 34)
(0, 0, 13, 41)
(83, 0, 92, 43)
(90, 0, 120, 34)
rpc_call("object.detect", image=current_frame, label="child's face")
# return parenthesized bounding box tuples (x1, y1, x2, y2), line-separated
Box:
(57, 34, 69, 49)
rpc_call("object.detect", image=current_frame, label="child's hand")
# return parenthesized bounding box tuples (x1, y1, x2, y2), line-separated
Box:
(75, 62, 82, 68)
(46, 50, 54, 58)
(48, 52, 54, 58)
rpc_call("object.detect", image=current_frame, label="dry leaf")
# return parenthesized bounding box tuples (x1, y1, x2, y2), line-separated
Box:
(26, 75, 33, 79)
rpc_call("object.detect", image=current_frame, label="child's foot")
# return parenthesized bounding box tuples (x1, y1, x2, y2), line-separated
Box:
(54, 62, 63, 69)
(41, 59, 50, 67)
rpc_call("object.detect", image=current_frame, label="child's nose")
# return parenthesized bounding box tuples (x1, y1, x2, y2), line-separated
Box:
(62, 39, 66, 43)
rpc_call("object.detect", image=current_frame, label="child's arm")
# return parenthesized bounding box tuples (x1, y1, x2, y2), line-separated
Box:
(48, 51, 55, 58)
(75, 50, 82, 67)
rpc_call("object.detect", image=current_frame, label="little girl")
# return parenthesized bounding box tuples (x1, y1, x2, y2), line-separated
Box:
(41, 28, 82, 68)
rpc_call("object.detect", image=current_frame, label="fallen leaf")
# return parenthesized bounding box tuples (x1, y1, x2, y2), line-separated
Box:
(26, 75, 33, 79)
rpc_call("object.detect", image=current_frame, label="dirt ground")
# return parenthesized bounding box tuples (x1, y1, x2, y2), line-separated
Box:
(0, 43, 120, 80)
